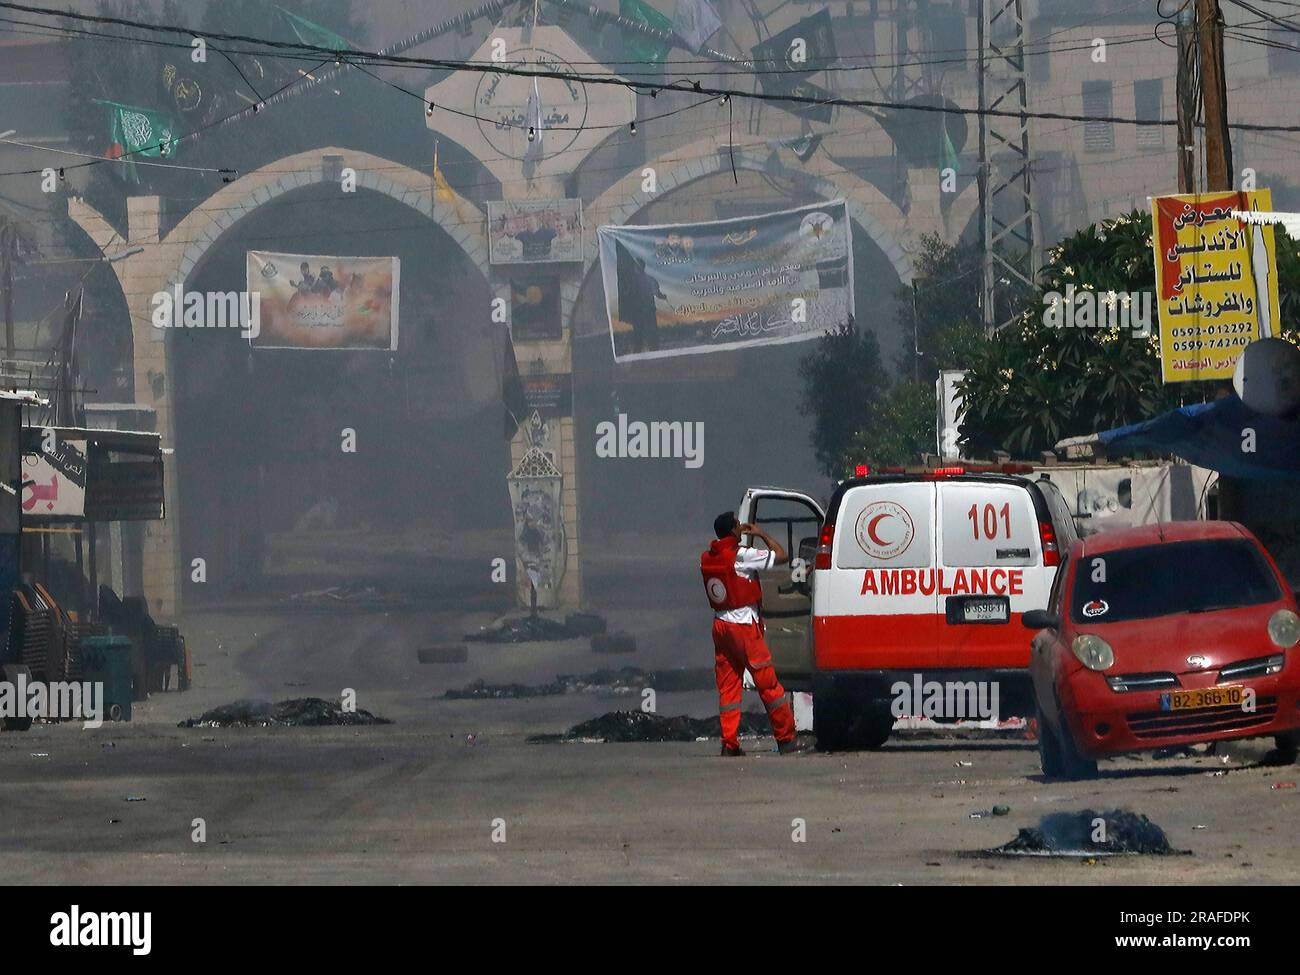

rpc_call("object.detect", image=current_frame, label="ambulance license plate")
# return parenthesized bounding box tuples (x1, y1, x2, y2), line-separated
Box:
(963, 599, 1009, 623)
(1160, 685, 1245, 711)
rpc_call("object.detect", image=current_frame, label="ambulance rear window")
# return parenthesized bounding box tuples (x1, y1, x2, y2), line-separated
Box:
(940, 483, 1038, 567)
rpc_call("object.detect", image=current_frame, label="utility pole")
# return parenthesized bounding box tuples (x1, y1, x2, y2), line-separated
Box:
(1175, 4, 1198, 193)
(0, 219, 14, 368)
(1196, 0, 1233, 190)
(977, 0, 1037, 332)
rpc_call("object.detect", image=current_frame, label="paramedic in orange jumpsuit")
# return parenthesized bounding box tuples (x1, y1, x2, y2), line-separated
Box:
(701, 511, 807, 756)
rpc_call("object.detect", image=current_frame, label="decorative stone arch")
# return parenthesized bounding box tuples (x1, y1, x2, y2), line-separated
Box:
(169, 147, 488, 284)
(581, 138, 918, 288)
(66, 146, 490, 620)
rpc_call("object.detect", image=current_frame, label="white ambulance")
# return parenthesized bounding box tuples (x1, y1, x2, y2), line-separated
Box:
(738, 466, 1078, 750)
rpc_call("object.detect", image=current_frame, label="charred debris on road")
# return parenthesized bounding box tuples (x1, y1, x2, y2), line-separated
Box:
(985, 809, 1187, 857)
(445, 665, 714, 699)
(528, 709, 772, 743)
(180, 698, 391, 728)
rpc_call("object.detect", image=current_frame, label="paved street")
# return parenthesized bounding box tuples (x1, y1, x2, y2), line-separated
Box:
(1, 602, 1295, 885)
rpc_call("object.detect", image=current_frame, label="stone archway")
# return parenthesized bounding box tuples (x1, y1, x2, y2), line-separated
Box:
(67, 147, 486, 620)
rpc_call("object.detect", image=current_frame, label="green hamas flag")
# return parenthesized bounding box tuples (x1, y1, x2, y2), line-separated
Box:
(619, 0, 673, 67)
(275, 5, 351, 51)
(99, 100, 179, 183)
(940, 116, 959, 178)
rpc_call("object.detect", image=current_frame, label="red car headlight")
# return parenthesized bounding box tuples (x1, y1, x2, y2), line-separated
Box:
(1269, 609, 1300, 649)
(1072, 634, 1114, 671)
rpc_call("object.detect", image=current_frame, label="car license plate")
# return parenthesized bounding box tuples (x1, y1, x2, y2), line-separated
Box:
(1160, 685, 1245, 711)
(963, 599, 1008, 623)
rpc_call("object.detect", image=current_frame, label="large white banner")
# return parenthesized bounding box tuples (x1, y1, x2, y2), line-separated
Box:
(597, 200, 854, 362)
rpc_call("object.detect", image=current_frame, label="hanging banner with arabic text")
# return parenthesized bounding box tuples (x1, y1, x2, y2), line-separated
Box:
(1151, 190, 1280, 383)
(246, 251, 399, 350)
(597, 200, 853, 362)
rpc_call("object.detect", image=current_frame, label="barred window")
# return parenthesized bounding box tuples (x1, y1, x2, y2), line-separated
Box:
(1134, 79, 1163, 149)
(1082, 81, 1114, 152)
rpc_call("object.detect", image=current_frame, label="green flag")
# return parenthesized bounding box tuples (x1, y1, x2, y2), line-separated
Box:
(940, 116, 959, 181)
(99, 100, 179, 183)
(619, 0, 673, 68)
(275, 5, 351, 51)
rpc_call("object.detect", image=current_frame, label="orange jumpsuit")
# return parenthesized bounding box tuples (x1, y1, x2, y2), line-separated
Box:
(712, 617, 796, 750)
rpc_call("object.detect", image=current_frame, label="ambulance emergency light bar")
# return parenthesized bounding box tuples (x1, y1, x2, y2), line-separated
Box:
(851, 463, 1036, 477)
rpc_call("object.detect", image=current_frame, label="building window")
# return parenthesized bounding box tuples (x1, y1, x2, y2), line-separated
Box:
(1269, 26, 1300, 74)
(1082, 81, 1114, 152)
(1134, 79, 1163, 149)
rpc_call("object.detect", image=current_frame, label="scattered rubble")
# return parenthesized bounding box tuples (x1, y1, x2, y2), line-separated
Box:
(445, 666, 714, 700)
(179, 698, 391, 728)
(987, 809, 1186, 857)
(528, 709, 770, 743)
(288, 583, 403, 606)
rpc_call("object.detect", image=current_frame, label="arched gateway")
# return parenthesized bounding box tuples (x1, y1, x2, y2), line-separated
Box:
(66, 79, 958, 620)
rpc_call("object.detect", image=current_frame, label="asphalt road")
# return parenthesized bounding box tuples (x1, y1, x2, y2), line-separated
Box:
(1, 601, 1297, 885)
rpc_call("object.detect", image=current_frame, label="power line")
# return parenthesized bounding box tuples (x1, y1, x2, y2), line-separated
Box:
(0, 55, 332, 177)
(0, 9, 1181, 77)
(8, 0, 1300, 134)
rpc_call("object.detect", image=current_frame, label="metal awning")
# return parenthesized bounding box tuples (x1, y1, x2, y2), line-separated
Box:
(21, 426, 164, 522)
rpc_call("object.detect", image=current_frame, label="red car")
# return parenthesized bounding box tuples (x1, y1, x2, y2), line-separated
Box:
(1024, 521, 1300, 779)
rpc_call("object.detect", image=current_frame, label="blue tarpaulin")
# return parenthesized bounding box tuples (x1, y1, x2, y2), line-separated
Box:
(1098, 394, 1300, 480)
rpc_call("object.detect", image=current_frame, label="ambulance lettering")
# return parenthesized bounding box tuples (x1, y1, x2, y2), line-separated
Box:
(860, 568, 1024, 597)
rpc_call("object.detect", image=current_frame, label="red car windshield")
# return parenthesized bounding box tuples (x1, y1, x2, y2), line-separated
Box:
(1070, 538, 1283, 624)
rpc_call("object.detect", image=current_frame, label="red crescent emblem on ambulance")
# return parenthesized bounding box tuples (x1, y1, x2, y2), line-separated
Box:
(867, 513, 892, 548)
(855, 501, 915, 560)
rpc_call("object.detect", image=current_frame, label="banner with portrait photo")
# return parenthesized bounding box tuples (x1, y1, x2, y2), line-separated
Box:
(246, 251, 399, 350)
(509, 276, 562, 340)
(596, 200, 853, 362)
(488, 199, 583, 264)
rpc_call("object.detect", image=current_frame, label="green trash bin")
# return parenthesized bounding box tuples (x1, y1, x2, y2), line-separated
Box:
(79, 636, 134, 722)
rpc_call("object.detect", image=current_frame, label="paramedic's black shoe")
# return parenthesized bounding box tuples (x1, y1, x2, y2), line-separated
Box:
(777, 738, 812, 755)
(720, 745, 746, 757)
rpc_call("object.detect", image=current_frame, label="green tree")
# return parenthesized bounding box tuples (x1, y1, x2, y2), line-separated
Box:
(839, 380, 935, 471)
(958, 209, 1300, 457)
(798, 318, 887, 478)
(895, 232, 985, 382)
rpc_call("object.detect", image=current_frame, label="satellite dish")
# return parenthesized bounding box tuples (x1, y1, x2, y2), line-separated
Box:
(1233, 338, 1300, 416)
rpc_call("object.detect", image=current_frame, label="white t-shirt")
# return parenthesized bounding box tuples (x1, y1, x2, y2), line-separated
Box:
(714, 546, 775, 624)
